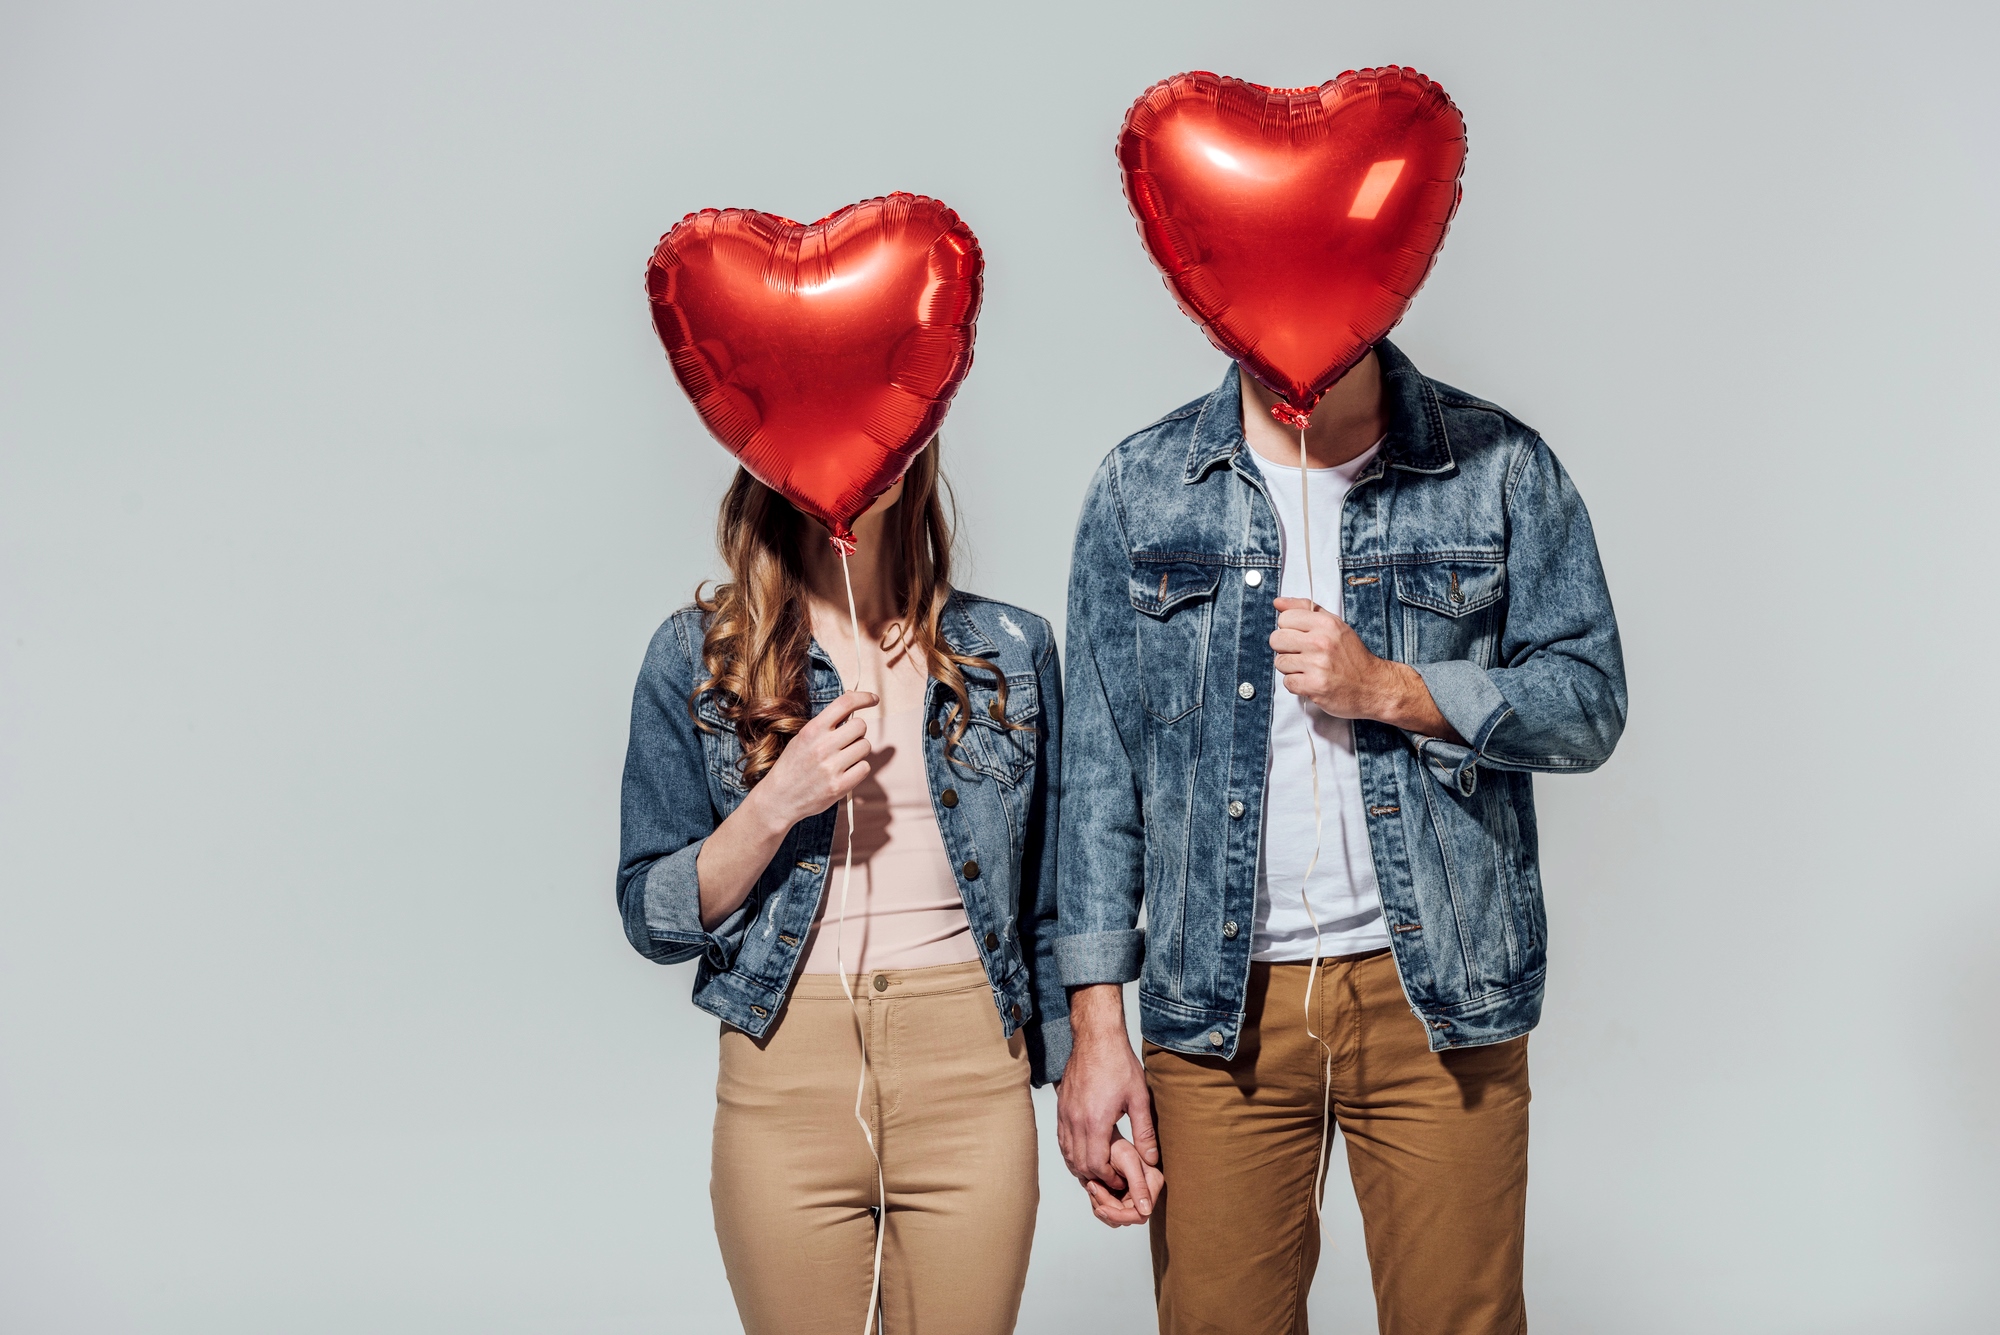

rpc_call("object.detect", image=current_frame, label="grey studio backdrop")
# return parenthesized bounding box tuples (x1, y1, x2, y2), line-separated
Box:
(1, 2, 1994, 1332)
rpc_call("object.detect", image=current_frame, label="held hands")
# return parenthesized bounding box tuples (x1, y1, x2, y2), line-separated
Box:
(1056, 985, 1165, 1228)
(745, 690, 878, 831)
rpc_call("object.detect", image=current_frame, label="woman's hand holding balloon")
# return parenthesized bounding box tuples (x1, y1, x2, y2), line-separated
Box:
(695, 691, 877, 929)
(748, 691, 879, 829)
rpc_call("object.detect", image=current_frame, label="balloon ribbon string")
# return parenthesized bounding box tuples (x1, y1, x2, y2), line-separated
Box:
(834, 548, 886, 1334)
(1297, 424, 1335, 1216)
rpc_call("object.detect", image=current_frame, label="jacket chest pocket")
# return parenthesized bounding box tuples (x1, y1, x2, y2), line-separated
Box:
(1129, 559, 1220, 724)
(1394, 558, 1505, 667)
(958, 675, 1040, 786)
(692, 694, 750, 796)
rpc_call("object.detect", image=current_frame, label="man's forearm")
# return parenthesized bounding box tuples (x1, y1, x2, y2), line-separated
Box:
(1067, 983, 1128, 1045)
(1369, 660, 1466, 745)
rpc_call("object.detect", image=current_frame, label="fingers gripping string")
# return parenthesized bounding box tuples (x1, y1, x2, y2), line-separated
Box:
(835, 549, 886, 1334)
(1296, 424, 1336, 1216)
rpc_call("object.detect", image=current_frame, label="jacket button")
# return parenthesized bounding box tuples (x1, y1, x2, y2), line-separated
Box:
(873, 974, 889, 992)
(1222, 920, 1238, 939)
(984, 931, 998, 950)
(962, 860, 981, 880)
(1238, 681, 1255, 699)
(941, 788, 958, 808)
(928, 719, 943, 738)
(1010, 1003, 1023, 1022)
(750, 1005, 767, 1017)
(1208, 1031, 1225, 1047)
(1227, 799, 1245, 819)
(1244, 568, 1263, 587)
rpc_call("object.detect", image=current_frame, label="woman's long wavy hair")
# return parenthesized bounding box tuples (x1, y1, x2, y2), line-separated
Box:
(692, 441, 1011, 788)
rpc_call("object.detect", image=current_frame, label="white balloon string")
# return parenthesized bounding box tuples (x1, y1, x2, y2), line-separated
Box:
(1296, 423, 1335, 1216)
(834, 547, 886, 1334)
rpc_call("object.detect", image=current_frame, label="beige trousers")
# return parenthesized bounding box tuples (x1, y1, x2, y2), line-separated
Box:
(712, 959, 1038, 1335)
(1146, 950, 1531, 1335)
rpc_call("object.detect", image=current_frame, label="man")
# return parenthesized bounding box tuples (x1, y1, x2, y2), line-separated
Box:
(1054, 340, 1626, 1334)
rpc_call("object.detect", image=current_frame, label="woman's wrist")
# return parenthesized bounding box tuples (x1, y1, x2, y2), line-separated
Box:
(738, 781, 801, 842)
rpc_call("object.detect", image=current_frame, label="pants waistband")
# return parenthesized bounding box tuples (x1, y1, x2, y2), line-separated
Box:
(788, 957, 990, 1001)
(1253, 946, 1392, 970)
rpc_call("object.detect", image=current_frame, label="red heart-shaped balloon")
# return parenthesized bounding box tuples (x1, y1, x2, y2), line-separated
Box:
(1119, 68, 1467, 426)
(646, 194, 982, 549)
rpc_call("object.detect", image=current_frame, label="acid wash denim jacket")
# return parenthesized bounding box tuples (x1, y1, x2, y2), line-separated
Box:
(618, 590, 1070, 1085)
(1055, 340, 1626, 1057)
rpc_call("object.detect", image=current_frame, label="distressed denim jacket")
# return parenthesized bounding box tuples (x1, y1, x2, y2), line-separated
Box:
(618, 591, 1070, 1085)
(1055, 341, 1626, 1056)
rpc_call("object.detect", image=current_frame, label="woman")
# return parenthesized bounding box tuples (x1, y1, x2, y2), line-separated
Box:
(616, 440, 1067, 1335)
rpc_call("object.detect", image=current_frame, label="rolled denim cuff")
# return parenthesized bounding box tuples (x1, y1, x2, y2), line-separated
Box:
(641, 842, 750, 969)
(1410, 660, 1516, 796)
(1412, 735, 1480, 796)
(1031, 1013, 1073, 1087)
(1054, 929, 1145, 987)
(1416, 659, 1513, 750)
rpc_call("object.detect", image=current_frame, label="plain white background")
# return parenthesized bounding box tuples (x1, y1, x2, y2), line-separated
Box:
(3, 2, 1995, 1331)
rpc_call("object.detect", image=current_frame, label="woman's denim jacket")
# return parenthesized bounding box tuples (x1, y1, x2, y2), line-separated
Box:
(1055, 340, 1626, 1057)
(618, 590, 1070, 1085)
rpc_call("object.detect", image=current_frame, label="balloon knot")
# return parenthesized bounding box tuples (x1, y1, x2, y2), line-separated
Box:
(1270, 402, 1313, 430)
(828, 534, 858, 557)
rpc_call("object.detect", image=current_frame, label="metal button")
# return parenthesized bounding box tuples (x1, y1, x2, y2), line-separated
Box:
(1010, 1003, 1023, 1022)
(984, 931, 999, 950)
(941, 788, 958, 808)
(750, 1005, 767, 1017)
(1244, 568, 1263, 587)
(1237, 681, 1255, 700)
(1222, 920, 1239, 939)
(1227, 799, 1245, 819)
(873, 974, 889, 992)
(1208, 1031, 1225, 1047)
(962, 860, 981, 880)
(928, 719, 943, 738)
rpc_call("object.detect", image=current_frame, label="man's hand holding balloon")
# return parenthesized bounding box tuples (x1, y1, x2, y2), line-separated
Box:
(1270, 597, 1463, 743)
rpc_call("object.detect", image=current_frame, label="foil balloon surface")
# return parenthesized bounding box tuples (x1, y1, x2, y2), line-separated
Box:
(646, 194, 982, 549)
(1118, 68, 1467, 426)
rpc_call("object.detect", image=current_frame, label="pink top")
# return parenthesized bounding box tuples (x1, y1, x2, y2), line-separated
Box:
(800, 708, 978, 974)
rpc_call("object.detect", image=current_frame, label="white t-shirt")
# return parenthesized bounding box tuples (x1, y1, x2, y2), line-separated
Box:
(1246, 440, 1393, 962)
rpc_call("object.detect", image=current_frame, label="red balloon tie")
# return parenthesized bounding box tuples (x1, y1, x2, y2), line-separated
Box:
(1271, 401, 1314, 431)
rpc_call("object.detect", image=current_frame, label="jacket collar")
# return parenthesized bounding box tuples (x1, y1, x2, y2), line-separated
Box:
(1182, 338, 1456, 483)
(938, 589, 998, 656)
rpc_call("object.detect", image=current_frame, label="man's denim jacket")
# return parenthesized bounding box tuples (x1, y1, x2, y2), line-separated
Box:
(1056, 341, 1626, 1056)
(618, 591, 1070, 1085)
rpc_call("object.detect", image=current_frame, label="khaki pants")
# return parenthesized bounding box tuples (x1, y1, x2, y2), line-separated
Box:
(712, 959, 1038, 1335)
(1146, 950, 1530, 1335)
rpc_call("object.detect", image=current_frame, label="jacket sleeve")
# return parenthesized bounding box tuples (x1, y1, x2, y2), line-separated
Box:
(616, 615, 758, 968)
(1408, 437, 1629, 795)
(1017, 620, 1071, 1085)
(1053, 456, 1149, 990)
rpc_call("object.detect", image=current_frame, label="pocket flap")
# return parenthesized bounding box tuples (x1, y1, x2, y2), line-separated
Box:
(692, 691, 733, 727)
(1129, 559, 1222, 618)
(1395, 560, 1505, 617)
(968, 674, 1040, 730)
